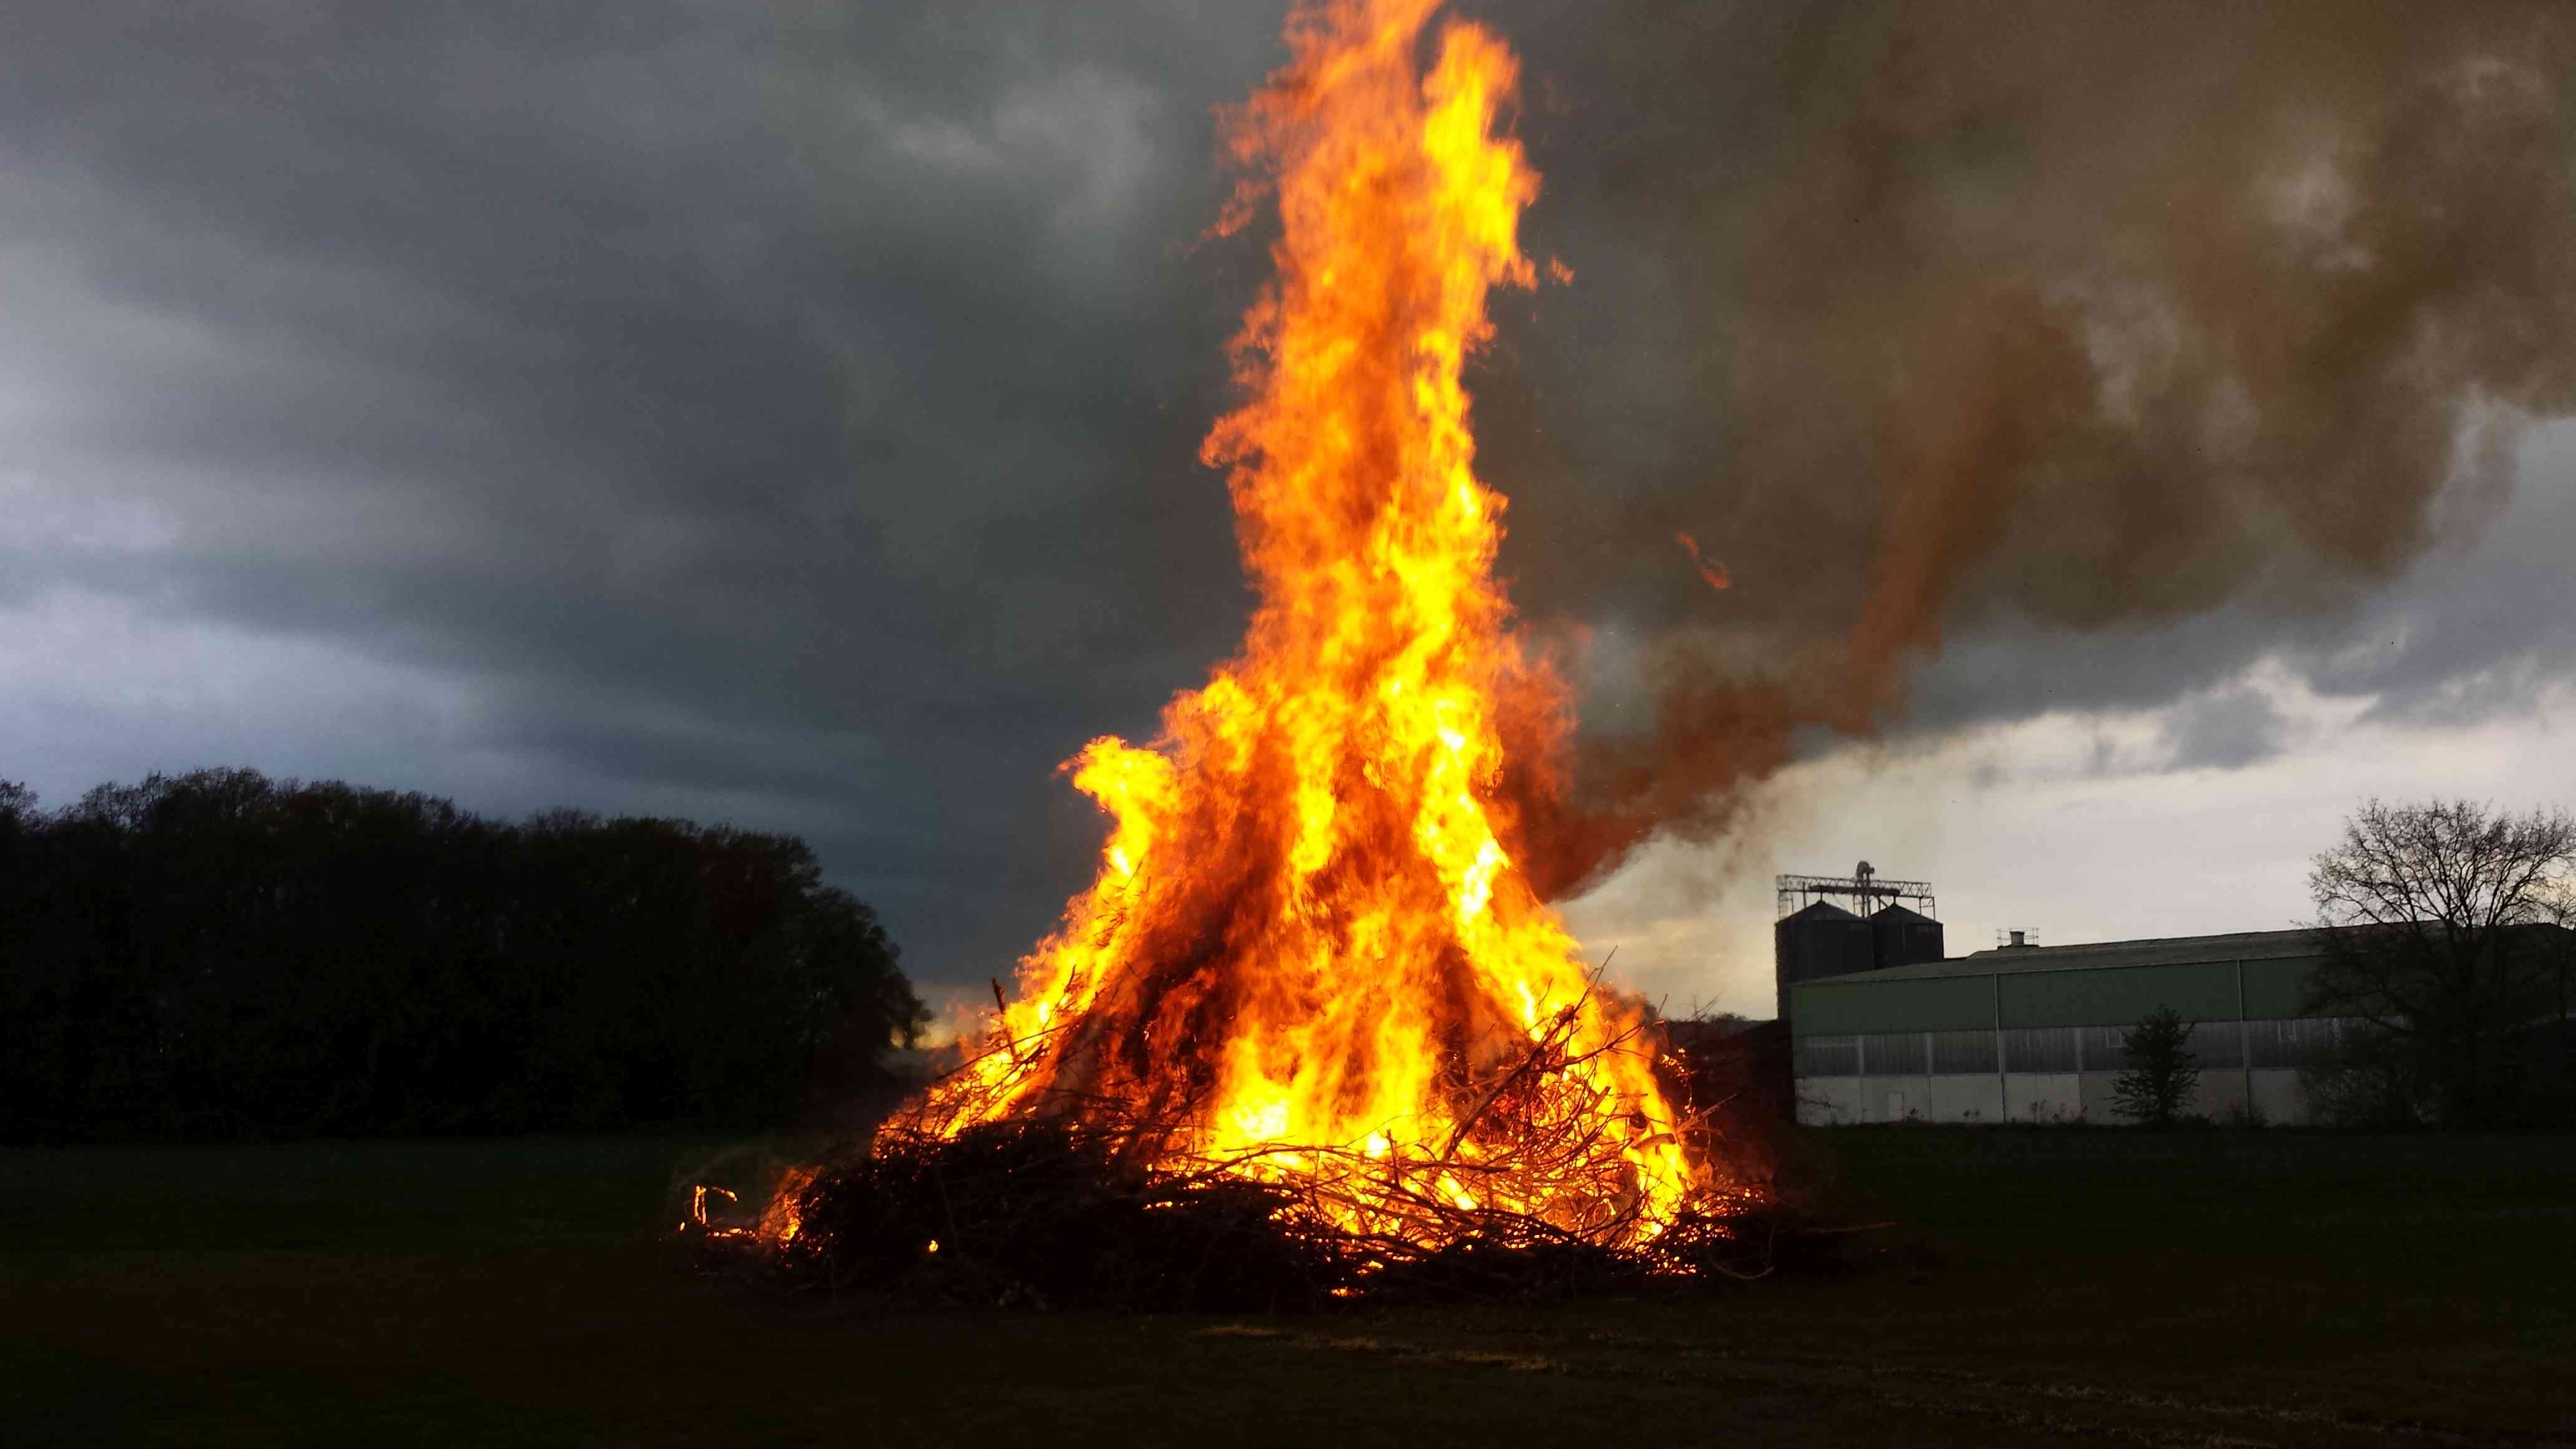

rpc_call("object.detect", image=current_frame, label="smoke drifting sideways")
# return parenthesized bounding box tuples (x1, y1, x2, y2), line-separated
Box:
(1471, 0, 2576, 901)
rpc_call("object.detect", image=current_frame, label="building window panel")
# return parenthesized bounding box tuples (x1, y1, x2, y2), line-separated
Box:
(2246, 1017, 2349, 1070)
(2002, 1026, 2079, 1073)
(2184, 1020, 2244, 1070)
(1860, 1031, 1927, 1076)
(1930, 1028, 1998, 1075)
(2076, 1026, 2128, 1073)
(1795, 1035, 1859, 1078)
(1805, 1016, 2368, 1078)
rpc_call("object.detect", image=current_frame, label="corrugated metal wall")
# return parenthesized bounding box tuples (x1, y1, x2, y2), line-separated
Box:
(1793, 974, 1995, 1033)
(1790, 955, 2325, 1038)
(1797, 1018, 2359, 1078)
(1785, 951, 2361, 1126)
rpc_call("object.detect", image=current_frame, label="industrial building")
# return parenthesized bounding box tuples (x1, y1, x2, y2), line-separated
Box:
(1777, 867, 2363, 1125)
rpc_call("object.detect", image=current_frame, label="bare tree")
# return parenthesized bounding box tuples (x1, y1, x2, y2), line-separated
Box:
(2307, 799, 2576, 1127)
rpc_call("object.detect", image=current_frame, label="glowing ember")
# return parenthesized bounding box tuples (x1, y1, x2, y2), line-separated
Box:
(780, 0, 1753, 1258)
(1674, 532, 1732, 593)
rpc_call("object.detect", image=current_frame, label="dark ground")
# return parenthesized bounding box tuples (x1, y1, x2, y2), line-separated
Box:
(4, 1127, 2572, 1447)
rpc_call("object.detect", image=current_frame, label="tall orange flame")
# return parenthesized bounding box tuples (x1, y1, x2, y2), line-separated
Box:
(888, 0, 1739, 1248)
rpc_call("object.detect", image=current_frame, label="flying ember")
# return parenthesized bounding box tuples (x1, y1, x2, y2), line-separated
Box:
(773, 0, 1755, 1259)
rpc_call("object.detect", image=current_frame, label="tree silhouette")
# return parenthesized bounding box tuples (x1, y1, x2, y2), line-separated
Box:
(2110, 1007, 2200, 1128)
(0, 768, 927, 1141)
(2307, 798, 2576, 1127)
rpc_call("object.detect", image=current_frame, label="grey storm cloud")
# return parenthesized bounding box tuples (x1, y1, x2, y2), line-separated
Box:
(2159, 687, 2290, 774)
(4, 0, 2572, 992)
(1, 0, 1282, 980)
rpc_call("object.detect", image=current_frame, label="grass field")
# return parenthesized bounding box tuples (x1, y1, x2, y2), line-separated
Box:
(5, 1127, 2572, 1447)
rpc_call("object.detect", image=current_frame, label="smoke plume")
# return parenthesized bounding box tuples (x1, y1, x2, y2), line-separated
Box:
(1477, 0, 2576, 898)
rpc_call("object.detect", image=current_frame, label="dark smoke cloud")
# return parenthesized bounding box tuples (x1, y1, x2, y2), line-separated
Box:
(1470, 1, 2576, 894)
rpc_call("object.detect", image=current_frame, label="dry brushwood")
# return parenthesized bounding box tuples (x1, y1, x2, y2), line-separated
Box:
(681, 980, 1813, 1309)
(749, 1121, 1344, 1310)
(697, 1090, 1788, 1310)
(720, 1119, 1787, 1310)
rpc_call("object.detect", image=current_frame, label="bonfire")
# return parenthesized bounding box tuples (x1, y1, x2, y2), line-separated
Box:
(710, 0, 1771, 1304)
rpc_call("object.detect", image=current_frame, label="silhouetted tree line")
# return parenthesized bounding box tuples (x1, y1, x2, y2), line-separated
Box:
(0, 769, 926, 1141)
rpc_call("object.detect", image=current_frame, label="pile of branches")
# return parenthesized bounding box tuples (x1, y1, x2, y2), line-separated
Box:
(694, 1115, 1784, 1312)
(681, 986, 1855, 1309)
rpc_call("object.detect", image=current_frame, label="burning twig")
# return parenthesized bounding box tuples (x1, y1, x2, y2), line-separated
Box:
(990, 977, 1020, 1065)
(1440, 994, 1589, 1163)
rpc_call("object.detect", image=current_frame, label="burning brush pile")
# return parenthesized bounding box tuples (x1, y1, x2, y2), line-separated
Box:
(691, 0, 1780, 1307)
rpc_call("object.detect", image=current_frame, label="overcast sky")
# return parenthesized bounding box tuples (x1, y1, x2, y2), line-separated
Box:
(7, 1, 2571, 1021)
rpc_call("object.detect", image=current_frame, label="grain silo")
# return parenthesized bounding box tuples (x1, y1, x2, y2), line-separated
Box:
(1773, 900, 1873, 1011)
(1772, 864, 1937, 1022)
(1869, 902, 1946, 973)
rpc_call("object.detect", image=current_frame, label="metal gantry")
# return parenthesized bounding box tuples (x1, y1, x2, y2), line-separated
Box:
(1775, 864, 1935, 921)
